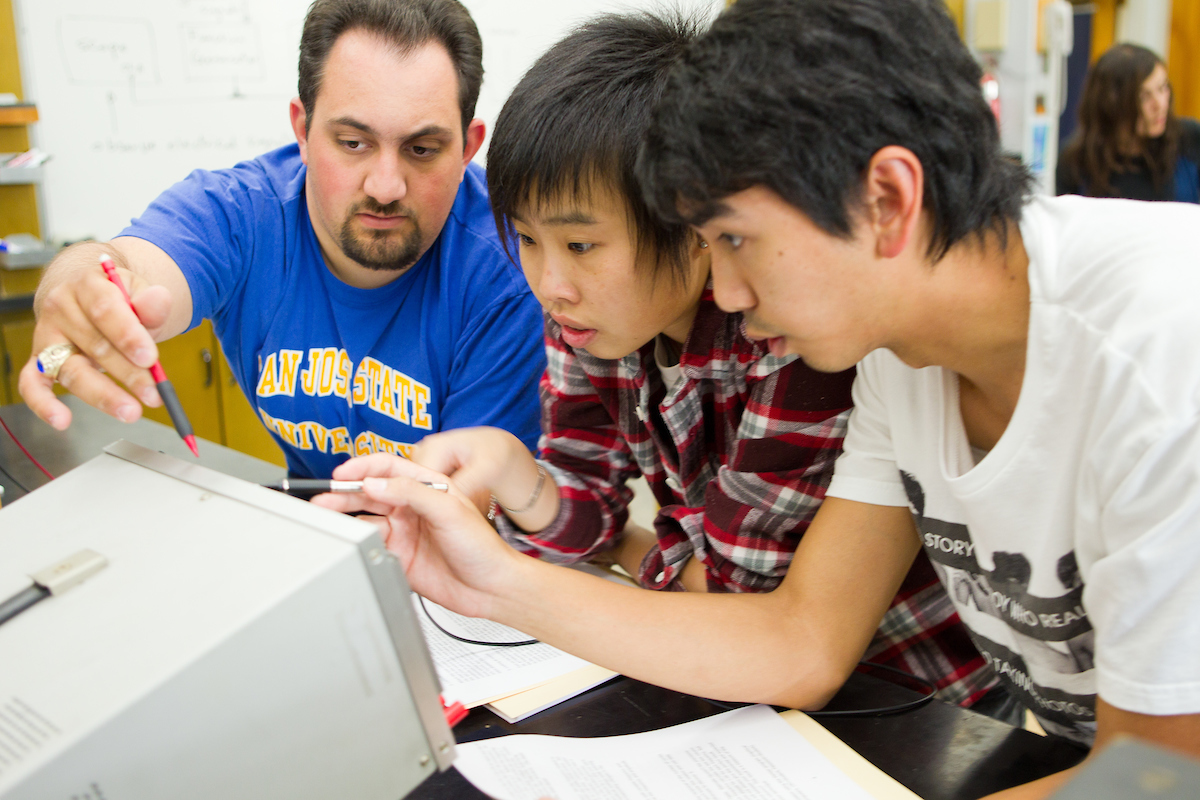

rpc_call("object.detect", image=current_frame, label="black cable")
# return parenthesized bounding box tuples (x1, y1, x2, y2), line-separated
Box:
(416, 591, 939, 711)
(418, 595, 539, 648)
(0, 584, 50, 627)
(703, 660, 939, 718)
(806, 661, 938, 717)
(0, 460, 30, 494)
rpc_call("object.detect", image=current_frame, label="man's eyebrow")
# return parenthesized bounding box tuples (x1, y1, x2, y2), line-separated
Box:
(326, 119, 454, 141)
(404, 124, 454, 141)
(329, 116, 376, 136)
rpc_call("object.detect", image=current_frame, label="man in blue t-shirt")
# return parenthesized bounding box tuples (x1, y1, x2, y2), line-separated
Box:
(19, 0, 544, 478)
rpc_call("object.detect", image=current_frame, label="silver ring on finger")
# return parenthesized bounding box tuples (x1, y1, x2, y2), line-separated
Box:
(36, 342, 81, 383)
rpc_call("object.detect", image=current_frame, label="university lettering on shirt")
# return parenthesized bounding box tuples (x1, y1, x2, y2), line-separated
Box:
(254, 346, 433, 458)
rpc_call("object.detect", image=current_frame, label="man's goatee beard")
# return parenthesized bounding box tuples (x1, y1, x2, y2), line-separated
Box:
(339, 203, 424, 272)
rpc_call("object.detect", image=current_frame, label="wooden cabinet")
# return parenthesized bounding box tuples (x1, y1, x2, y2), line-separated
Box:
(141, 322, 286, 467)
(0, 269, 39, 406)
(139, 323, 224, 444)
(1, 0, 44, 407)
(1169, 0, 1200, 118)
(216, 342, 288, 466)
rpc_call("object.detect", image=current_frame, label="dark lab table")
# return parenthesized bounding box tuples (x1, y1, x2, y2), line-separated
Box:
(0, 396, 283, 503)
(409, 667, 1086, 800)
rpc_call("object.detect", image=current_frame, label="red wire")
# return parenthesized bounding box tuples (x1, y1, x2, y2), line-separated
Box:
(0, 414, 54, 481)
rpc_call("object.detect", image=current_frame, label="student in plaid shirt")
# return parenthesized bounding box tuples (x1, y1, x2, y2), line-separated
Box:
(318, 11, 999, 713)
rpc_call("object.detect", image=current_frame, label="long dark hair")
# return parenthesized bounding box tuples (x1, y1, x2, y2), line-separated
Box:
(1060, 43, 1179, 197)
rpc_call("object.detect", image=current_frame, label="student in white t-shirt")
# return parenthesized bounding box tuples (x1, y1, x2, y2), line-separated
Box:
(312, 0, 1200, 794)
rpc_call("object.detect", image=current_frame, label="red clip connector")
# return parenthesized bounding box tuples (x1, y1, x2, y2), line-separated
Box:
(441, 696, 468, 728)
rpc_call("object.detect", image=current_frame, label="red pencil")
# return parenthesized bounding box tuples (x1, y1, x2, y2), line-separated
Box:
(99, 255, 199, 458)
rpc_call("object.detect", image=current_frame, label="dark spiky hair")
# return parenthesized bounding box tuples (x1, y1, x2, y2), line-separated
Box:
(638, 0, 1032, 262)
(487, 11, 704, 283)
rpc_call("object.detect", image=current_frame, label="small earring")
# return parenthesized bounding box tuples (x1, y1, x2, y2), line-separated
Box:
(698, 239, 709, 249)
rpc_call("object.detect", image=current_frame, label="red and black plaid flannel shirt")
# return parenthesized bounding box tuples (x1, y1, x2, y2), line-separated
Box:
(496, 290, 995, 705)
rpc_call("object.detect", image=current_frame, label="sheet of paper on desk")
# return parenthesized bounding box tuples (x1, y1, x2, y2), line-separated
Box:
(486, 663, 620, 723)
(454, 704, 888, 800)
(415, 596, 595, 708)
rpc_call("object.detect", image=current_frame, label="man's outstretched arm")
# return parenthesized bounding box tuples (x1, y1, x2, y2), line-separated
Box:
(20, 236, 193, 430)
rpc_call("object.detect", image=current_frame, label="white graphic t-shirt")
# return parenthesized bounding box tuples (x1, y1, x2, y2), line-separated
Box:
(828, 195, 1200, 745)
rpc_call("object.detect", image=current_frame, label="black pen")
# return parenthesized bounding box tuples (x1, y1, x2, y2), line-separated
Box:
(262, 478, 449, 498)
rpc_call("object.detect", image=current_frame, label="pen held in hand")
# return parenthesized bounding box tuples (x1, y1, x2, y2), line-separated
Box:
(263, 478, 450, 498)
(99, 255, 199, 458)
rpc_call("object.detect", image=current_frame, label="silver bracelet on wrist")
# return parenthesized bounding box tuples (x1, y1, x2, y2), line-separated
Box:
(498, 463, 547, 515)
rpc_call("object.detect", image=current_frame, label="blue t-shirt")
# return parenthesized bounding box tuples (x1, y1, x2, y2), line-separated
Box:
(122, 144, 545, 477)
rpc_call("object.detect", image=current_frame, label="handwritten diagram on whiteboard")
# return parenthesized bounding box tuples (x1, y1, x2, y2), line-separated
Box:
(19, 0, 301, 240)
(58, 18, 161, 86)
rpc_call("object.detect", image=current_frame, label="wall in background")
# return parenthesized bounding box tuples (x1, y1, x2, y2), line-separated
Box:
(13, 0, 719, 244)
(1115, 0, 1172, 58)
(0, 0, 39, 241)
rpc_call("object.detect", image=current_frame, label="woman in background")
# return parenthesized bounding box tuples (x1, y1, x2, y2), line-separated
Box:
(1057, 43, 1200, 202)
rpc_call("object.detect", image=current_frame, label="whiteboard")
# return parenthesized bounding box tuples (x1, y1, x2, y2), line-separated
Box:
(14, 0, 720, 242)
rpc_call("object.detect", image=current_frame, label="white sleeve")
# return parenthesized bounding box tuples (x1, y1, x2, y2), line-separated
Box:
(1087, 414, 1200, 715)
(826, 352, 909, 508)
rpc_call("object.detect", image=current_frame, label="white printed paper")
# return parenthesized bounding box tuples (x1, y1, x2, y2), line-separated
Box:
(415, 596, 591, 708)
(454, 704, 879, 800)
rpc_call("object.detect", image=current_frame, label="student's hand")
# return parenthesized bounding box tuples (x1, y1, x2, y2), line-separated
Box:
(317, 453, 446, 518)
(19, 241, 186, 430)
(412, 427, 541, 515)
(313, 454, 526, 618)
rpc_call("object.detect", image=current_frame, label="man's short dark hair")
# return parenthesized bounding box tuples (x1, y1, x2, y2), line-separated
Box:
(487, 12, 702, 284)
(638, 0, 1032, 261)
(298, 0, 483, 136)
